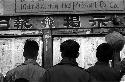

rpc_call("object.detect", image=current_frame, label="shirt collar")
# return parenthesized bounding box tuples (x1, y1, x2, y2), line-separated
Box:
(23, 59, 39, 66)
(95, 61, 109, 66)
(58, 58, 78, 66)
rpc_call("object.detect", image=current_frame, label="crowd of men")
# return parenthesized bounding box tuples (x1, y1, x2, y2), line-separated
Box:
(0, 31, 125, 82)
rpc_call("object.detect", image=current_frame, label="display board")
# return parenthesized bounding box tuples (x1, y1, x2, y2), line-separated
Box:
(53, 37, 125, 69)
(4, 0, 125, 15)
(0, 37, 43, 76)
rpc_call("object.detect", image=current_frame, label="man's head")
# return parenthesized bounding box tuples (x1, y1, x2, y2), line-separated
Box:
(23, 39, 39, 59)
(105, 31, 125, 52)
(96, 43, 113, 63)
(60, 39, 80, 59)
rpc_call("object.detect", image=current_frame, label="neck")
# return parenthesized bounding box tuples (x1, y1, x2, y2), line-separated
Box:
(63, 57, 76, 62)
(99, 61, 109, 64)
(112, 51, 121, 71)
(97, 61, 109, 66)
(25, 58, 36, 61)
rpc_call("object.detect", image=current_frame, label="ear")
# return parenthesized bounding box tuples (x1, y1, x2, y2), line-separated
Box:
(23, 51, 26, 57)
(61, 52, 64, 58)
(75, 52, 79, 58)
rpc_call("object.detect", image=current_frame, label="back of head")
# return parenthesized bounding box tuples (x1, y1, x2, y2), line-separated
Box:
(60, 39, 80, 58)
(96, 43, 113, 62)
(14, 78, 29, 82)
(23, 39, 39, 59)
(105, 31, 125, 52)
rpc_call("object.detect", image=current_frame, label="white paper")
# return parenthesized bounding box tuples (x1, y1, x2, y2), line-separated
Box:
(53, 37, 125, 69)
(0, 37, 42, 76)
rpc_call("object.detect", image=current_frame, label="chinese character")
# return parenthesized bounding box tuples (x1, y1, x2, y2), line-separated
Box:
(0, 17, 10, 29)
(64, 16, 80, 28)
(23, 17, 32, 29)
(89, 16, 110, 27)
(41, 17, 54, 28)
(14, 17, 32, 29)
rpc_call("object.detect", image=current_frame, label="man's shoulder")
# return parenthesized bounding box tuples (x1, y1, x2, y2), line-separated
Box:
(47, 64, 88, 74)
(7, 63, 45, 75)
(86, 66, 95, 72)
(16, 63, 46, 73)
(6, 67, 17, 76)
(6, 64, 46, 81)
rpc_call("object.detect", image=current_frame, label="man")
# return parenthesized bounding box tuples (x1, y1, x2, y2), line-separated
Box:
(5, 39, 46, 82)
(86, 43, 121, 82)
(40, 39, 96, 82)
(105, 31, 125, 71)
(120, 58, 125, 81)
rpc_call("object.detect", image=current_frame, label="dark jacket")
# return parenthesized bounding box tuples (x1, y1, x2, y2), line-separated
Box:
(86, 61, 121, 82)
(40, 58, 96, 82)
(6, 59, 46, 82)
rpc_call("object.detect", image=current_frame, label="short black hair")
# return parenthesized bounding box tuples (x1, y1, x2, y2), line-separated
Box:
(60, 39, 80, 58)
(23, 39, 39, 58)
(96, 43, 113, 62)
(15, 78, 29, 82)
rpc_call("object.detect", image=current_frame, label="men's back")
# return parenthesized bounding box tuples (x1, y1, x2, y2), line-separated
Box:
(86, 43, 121, 82)
(5, 40, 46, 82)
(39, 39, 96, 82)
(40, 58, 96, 82)
(6, 59, 46, 82)
(86, 62, 121, 82)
